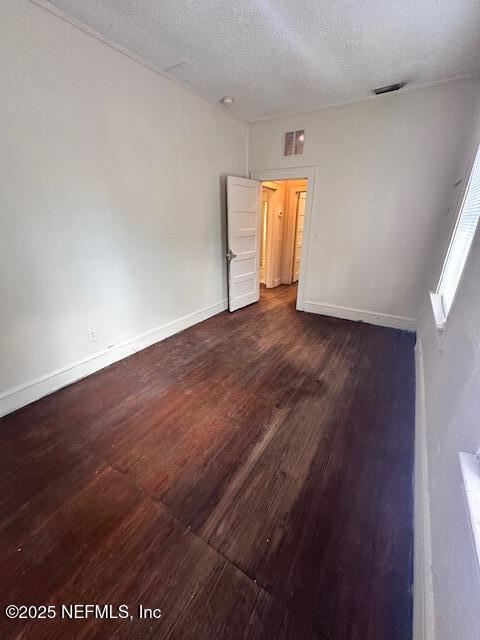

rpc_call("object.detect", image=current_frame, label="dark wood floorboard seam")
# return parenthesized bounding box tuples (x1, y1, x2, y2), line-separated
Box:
(74, 428, 326, 638)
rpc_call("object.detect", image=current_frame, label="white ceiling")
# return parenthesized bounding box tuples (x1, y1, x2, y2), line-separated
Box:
(34, 0, 480, 122)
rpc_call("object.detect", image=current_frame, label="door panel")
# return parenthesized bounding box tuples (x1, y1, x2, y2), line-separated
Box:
(227, 176, 261, 312)
(269, 182, 286, 288)
(260, 190, 269, 284)
(293, 191, 306, 283)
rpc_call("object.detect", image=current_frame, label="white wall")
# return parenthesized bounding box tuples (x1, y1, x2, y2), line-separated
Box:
(249, 79, 480, 329)
(416, 88, 480, 640)
(0, 0, 247, 413)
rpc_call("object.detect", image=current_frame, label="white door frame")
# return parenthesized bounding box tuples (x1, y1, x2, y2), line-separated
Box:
(250, 166, 316, 311)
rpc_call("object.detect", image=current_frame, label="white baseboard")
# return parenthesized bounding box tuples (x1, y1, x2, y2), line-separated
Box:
(413, 339, 436, 640)
(303, 300, 417, 331)
(0, 298, 228, 418)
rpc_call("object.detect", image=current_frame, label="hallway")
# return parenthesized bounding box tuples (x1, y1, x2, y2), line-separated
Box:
(0, 285, 415, 639)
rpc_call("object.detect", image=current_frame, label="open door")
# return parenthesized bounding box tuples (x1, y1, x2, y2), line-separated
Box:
(226, 176, 261, 312)
(293, 191, 306, 282)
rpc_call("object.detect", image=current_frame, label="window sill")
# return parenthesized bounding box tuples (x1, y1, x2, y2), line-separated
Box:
(459, 452, 480, 571)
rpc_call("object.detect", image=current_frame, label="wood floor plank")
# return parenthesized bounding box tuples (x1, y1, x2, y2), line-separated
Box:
(0, 284, 415, 639)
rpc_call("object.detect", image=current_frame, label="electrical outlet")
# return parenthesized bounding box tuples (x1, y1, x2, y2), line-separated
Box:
(87, 327, 97, 342)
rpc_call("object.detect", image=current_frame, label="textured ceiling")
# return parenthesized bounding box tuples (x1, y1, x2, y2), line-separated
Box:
(33, 0, 480, 122)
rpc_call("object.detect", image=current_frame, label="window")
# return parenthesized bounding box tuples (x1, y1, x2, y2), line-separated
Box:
(437, 144, 480, 323)
(459, 450, 480, 571)
(284, 130, 304, 156)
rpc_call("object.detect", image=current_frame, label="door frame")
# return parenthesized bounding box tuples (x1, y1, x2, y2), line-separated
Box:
(250, 167, 316, 311)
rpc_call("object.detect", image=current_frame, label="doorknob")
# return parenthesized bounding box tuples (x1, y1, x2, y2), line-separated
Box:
(226, 248, 237, 261)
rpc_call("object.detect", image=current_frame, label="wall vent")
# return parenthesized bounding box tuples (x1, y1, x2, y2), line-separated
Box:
(284, 130, 304, 156)
(372, 82, 405, 95)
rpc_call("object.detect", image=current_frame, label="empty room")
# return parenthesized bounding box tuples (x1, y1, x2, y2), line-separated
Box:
(1, 1, 480, 639)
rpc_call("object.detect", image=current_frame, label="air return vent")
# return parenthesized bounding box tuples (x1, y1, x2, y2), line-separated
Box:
(284, 130, 304, 156)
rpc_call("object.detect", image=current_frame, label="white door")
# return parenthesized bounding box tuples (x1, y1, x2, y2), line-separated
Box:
(259, 188, 269, 284)
(293, 191, 306, 282)
(226, 176, 261, 311)
(267, 182, 285, 289)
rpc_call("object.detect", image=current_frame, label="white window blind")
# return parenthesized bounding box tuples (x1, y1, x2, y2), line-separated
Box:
(438, 144, 480, 318)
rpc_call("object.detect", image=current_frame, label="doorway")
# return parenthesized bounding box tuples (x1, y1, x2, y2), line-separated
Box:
(226, 169, 314, 313)
(251, 167, 315, 312)
(260, 179, 308, 300)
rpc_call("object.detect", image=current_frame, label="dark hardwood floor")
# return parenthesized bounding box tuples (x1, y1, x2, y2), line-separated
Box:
(0, 284, 415, 639)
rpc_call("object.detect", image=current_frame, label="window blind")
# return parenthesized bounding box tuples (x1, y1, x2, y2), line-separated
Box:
(438, 145, 480, 317)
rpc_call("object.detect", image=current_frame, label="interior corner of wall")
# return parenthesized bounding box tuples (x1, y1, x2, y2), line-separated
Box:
(246, 123, 251, 177)
(414, 337, 436, 640)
